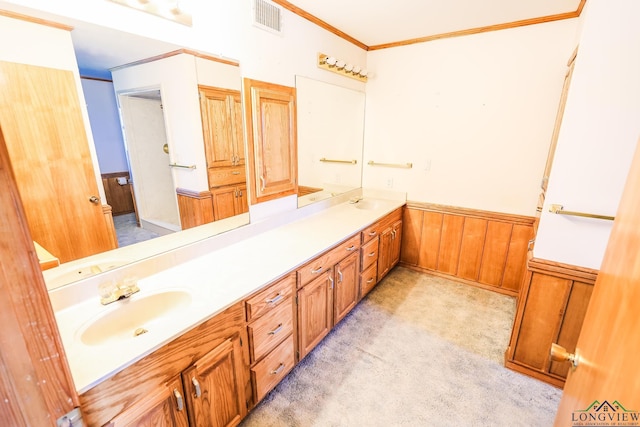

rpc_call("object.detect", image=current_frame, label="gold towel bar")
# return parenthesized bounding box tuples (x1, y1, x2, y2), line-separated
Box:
(169, 163, 196, 170)
(367, 161, 413, 169)
(319, 158, 358, 164)
(549, 204, 615, 221)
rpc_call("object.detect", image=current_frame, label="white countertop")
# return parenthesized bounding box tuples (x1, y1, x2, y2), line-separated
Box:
(52, 197, 405, 394)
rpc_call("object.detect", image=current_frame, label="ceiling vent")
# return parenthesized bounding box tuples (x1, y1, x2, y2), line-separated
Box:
(253, 0, 282, 34)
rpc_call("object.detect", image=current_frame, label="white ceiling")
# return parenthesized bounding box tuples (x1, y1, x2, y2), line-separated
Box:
(285, 0, 582, 48)
(0, 0, 583, 75)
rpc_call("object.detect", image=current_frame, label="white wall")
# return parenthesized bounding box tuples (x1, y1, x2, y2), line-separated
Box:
(534, 0, 640, 269)
(362, 19, 579, 216)
(81, 78, 128, 174)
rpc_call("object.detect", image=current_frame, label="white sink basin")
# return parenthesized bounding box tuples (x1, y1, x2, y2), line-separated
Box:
(77, 289, 192, 346)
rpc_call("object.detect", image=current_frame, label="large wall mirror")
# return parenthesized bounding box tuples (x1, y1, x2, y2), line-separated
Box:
(296, 76, 366, 207)
(39, 23, 251, 289)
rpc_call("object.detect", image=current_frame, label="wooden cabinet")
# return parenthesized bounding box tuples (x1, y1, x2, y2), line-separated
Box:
(182, 336, 247, 427)
(504, 258, 596, 387)
(333, 251, 360, 324)
(211, 184, 248, 221)
(106, 376, 188, 427)
(245, 274, 296, 403)
(243, 78, 298, 205)
(199, 86, 248, 222)
(79, 302, 250, 427)
(297, 269, 334, 360)
(378, 218, 402, 281)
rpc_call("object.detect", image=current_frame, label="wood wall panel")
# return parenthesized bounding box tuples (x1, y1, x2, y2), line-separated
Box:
(502, 224, 534, 291)
(457, 217, 487, 281)
(437, 214, 465, 275)
(401, 204, 535, 296)
(400, 208, 423, 265)
(176, 188, 214, 230)
(417, 211, 443, 270)
(478, 221, 512, 287)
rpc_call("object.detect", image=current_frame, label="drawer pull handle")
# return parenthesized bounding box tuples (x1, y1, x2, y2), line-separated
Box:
(268, 324, 283, 335)
(366, 278, 374, 284)
(265, 293, 283, 305)
(368, 231, 377, 236)
(337, 268, 343, 283)
(192, 377, 202, 398)
(270, 363, 285, 375)
(173, 389, 184, 411)
(232, 171, 241, 175)
(311, 266, 324, 274)
(329, 276, 334, 289)
(345, 245, 356, 251)
(368, 252, 376, 257)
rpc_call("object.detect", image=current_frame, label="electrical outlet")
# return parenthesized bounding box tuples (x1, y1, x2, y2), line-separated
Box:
(386, 178, 393, 188)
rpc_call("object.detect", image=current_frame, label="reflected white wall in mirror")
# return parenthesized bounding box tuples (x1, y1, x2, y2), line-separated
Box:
(296, 76, 365, 207)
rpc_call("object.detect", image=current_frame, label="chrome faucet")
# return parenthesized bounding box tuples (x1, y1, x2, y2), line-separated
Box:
(99, 280, 140, 305)
(349, 196, 364, 204)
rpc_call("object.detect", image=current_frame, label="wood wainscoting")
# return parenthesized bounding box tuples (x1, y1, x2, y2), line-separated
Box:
(102, 172, 135, 216)
(400, 203, 536, 296)
(505, 257, 597, 388)
(176, 188, 214, 230)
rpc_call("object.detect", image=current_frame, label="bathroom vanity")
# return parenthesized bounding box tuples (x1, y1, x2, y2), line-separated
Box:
(49, 195, 405, 426)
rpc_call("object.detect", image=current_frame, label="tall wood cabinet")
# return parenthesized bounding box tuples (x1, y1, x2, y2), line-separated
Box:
(243, 78, 298, 205)
(199, 86, 248, 220)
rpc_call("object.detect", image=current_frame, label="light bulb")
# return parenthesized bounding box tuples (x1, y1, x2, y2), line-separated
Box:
(344, 63, 353, 72)
(336, 60, 346, 69)
(359, 69, 368, 77)
(352, 65, 361, 75)
(325, 56, 337, 66)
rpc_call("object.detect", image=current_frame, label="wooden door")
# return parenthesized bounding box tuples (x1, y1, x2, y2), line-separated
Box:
(182, 336, 247, 427)
(0, 125, 79, 425)
(106, 376, 188, 427)
(230, 93, 245, 166)
(297, 270, 334, 360)
(244, 78, 298, 204)
(554, 141, 640, 424)
(0, 61, 115, 263)
(390, 219, 403, 267)
(334, 252, 359, 324)
(235, 184, 249, 215)
(212, 185, 239, 221)
(377, 226, 393, 281)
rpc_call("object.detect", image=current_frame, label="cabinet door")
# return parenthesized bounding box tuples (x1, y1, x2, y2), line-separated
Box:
(390, 220, 403, 267)
(297, 270, 333, 360)
(182, 335, 248, 427)
(377, 226, 393, 281)
(106, 376, 189, 427)
(334, 252, 359, 324)
(230, 93, 245, 166)
(234, 184, 249, 215)
(200, 87, 239, 169)
(212, 185, 239, 221)
(244, 78, 298, 204)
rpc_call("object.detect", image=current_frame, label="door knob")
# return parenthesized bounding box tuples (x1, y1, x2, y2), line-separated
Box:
(89, 195, 100, 204)
(550, 343, 579, 368)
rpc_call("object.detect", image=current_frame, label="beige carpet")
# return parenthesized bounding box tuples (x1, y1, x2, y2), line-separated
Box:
(240, 267, 562, 426)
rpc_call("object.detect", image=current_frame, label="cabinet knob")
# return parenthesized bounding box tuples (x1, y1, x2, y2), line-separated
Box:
(550, 343, 579, 368)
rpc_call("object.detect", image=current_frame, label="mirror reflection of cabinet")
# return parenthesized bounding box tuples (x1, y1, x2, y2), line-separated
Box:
(244, 78, 298, 205)
(199, 86, 248, 220)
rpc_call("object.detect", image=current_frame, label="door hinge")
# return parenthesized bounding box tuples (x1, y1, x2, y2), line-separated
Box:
(240, 336, 243, 347)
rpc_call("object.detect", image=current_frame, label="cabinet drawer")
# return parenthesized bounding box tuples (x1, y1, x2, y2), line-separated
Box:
(208, 166, 246, 187)
(297, 234, 360, 288)
(360, 263, 378, 298)
(251, 334, 295, 402)
(248, 299, 293, 363)
(361, 222, 381, 244)
(246, 274, 295, 321)
(361, 238, 379, 271)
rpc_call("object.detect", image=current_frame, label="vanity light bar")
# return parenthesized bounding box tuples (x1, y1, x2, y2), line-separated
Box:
(317, 53, 368, 82)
